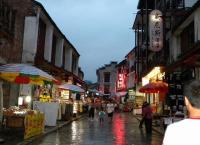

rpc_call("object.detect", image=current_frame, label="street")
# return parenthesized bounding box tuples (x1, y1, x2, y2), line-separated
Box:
(30, 113, 163, 145)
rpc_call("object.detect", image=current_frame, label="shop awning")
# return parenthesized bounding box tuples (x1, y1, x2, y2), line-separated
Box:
(88, 89, 104, 96)
(58, 84, 85, 93)
(139, 81, 168, 93)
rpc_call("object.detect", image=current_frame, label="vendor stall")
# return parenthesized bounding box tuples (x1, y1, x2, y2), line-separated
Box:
(58, 83, 85, 119)
(0, 64, 57, 139)
(3, 106, 44, 139)
(33, 101, 59, 126)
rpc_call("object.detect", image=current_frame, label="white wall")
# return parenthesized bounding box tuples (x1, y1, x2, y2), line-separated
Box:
(65, 46, 72, 72)
(97, 63, 117, 96)
(55, 38, 64, 67)
(194, 7, 200, 42)
(171, 35, 180, 61)
(44, 23, 53, 62)
(22, 16, 39, 63)
(75, 57, 79, 76)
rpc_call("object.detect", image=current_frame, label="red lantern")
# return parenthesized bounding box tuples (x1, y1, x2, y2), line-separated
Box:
(15, 76, 30, 84)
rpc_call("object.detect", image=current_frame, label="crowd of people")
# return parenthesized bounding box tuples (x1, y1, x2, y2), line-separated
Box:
(87, 99, 116, 124)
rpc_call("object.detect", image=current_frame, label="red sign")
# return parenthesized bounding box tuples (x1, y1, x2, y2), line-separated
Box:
(117, 73, 126, 91)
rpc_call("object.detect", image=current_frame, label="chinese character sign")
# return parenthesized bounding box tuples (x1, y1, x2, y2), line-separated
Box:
(117, 73, 126, 91)
(149, 10, 163, 52)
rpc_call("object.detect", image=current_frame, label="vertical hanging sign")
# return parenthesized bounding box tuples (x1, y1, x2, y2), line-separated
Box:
(149, 10, 163, 52)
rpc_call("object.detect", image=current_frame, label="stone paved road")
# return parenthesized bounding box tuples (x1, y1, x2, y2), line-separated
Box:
(31, 113, 163, 145)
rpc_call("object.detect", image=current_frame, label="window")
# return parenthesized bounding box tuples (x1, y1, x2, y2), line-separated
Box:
(104, 85, 110, 94)
(104, 72, 110, 82)
(180, 21, 194, 54)
(51, 34, 57, 64)
(37, 19, 46, 59)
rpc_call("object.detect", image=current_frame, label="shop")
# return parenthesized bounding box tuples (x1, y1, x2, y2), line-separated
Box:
(139, 66, 167, 114)
(57, 83, 85, 118)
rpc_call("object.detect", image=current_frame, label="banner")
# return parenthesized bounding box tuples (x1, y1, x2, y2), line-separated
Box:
(24, 113, 44, 139)
(149, 10, 163, 52)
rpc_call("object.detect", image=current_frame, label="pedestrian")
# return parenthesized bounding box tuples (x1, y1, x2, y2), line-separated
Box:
(101, 101, 106, 111)
(98, 107, 106, 125)
(143, 102, 152, 134)
(88, 100, 95, 121)
(139, 101, 147, 128)
(106, 100, 115, 122)
(162, 80, 200, 145)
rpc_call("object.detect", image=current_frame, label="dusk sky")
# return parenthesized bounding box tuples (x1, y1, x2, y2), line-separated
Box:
(37, 0, 138, 82)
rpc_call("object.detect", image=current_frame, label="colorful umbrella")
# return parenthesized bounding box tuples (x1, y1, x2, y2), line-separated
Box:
(139, 81, 168, 93)
(0, 64, 57, 85)
(58, 84, 85, 93)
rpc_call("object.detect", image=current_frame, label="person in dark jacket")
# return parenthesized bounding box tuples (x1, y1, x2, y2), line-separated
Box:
(139, 102, 148, 128)
(88, 100, 95, 121)
(143, 102, 153, 134)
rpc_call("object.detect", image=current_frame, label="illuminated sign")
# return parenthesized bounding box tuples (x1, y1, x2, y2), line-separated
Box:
(117, 73, 126, 90)
(149, 10, 163, 52)
(142, 66, 165, 86)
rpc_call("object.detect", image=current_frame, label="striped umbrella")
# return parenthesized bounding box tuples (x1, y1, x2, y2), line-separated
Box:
(0, 64, 58, 85)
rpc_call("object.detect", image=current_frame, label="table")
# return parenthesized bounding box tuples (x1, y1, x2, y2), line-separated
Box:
(33, 101, 59, 126)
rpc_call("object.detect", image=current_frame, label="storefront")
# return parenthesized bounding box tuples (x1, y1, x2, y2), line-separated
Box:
(139, 66, 167, 114)
(57, 83, 85, 118)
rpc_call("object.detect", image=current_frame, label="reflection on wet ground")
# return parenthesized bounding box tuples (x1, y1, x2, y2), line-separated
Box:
(31, 113, 163, 145)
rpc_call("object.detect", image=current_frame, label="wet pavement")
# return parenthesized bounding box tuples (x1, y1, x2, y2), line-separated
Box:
(30, 113, 163, 145)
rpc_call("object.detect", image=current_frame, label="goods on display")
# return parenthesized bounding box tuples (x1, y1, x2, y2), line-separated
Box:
(3, 106, 45, 139)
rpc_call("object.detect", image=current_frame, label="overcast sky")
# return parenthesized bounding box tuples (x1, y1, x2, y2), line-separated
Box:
(37, 0, 138, 82)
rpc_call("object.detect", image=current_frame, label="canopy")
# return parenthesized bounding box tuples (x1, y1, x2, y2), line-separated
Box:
(0, 64, 58, 85)
(58, 84, 85, 93)
(88, 89, 104, 96)
(115, 91, 127, 97)
(139, 81, 168, 93)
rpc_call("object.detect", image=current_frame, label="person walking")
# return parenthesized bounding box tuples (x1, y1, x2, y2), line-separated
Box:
(143, 102, 152, 134)
(98, 107, 106, 125)
(88, 100, 95, 121)
(162, 80, 200, 145)
(106, 100, 115, 122)
(139, 102, 147, 128)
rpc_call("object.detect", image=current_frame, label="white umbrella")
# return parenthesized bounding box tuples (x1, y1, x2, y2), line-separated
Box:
(89, 89, 104, 96)
(58, 84, 85, 93)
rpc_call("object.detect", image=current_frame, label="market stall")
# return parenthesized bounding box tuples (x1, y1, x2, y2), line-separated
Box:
(58, 83, 85, 118)
(0, 64, 57, 139)
(3, 106, 44, 139)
